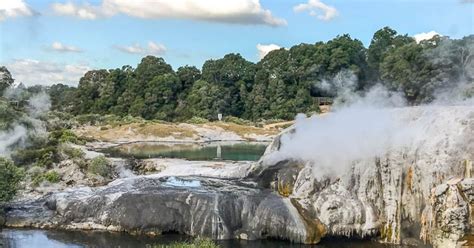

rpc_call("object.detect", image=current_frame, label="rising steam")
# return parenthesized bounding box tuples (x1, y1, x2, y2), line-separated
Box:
(265, 70, 473, 179)
(0, 90, 51, 156)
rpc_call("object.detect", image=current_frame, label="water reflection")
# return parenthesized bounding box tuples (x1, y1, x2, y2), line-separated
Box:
(0, 229, 412, 248)
(100, 142, 268, 161)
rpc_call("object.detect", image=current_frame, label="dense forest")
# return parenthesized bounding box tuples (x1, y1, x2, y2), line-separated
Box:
(3, 27, 474, 121)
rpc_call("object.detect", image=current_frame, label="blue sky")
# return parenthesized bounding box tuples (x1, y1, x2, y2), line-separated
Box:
(0, 0, 473, 86)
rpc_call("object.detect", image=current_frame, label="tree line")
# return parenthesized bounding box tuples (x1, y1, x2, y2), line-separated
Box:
(5, 27, 474, 122)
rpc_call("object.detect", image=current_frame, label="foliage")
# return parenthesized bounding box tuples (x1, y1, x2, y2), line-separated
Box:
(0, 98, 23, 130)
(0, 66, 14, 95)
(222, 116, 254, 126)
(0, 158, 24, 203)
(38, 29, 473, 121)
(48, 84, 77, 112)
(11, 128, 84, 167)
(30, 169, 60, 186)
(44, 170, 61, 183)
(88, 156, 111, 178)
(152, 238, 220, 248)
(60, 145, 85, 160)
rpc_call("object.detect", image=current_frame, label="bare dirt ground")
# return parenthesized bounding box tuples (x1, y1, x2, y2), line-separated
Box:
(74, 122, 279, 143)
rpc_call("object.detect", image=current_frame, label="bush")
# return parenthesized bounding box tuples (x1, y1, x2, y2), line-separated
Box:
(222, 116, 253, 126)
(49, 129, 83, 145)
(88, 156, 111, 177)
(152, 238, 220, 248)
(0, 158, 24, 203)
(31, 170, 61, 186)
(44, 171, 61, 183)
(74, 114, 104, 126)
(60, 145, 85, 159)
(186, 117, 209, 124)
(28, 166, 44, 179)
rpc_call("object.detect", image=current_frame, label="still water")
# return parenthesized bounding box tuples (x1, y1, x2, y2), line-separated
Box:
(0, 229, 404, 248)
(100, 142, 268, 161)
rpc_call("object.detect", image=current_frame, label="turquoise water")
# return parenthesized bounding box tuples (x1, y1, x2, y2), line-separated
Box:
(101, 142, 268, 161)
(0, 229, 408, 248)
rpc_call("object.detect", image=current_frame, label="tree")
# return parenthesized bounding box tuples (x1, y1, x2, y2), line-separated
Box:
(174, 66, 202, 120)
(201, 54, 256, 117)
(0, 158, 23, 203)
(0, 66, 14, 95)
(380, 43, 437, 103)
(367, 27, 414, 82)
(49, 84, 77, 112)
(186, 80, 221, 120)
(73, 70, 109, 115)
(143, 73, 180, 120)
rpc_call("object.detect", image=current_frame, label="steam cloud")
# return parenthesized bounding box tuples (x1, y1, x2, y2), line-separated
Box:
(0, 89, 51, 156)
(265, 60, 473, 179)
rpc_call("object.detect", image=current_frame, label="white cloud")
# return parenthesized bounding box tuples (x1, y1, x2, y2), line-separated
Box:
(115, 41, 167, 55)
(294, 0, 338, 21)
(51, 0, 287, 26)
(49, 42, 83, 53)
(5, 59, 91, 86)
(257, 43, 282, 59)
(0, 0, 35, 21)
(413, 31, 440, 43)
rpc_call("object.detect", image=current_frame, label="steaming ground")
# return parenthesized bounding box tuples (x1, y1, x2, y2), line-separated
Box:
(265, 84, 474, 179)
(0, 91, 51, 156)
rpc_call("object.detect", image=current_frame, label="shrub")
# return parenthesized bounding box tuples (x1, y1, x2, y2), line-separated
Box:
(49, 129, 83, 145)
(31, 170, 61, 186)
(44, 171, 61, 183)
(186, 117, 209, 124)
(61, 145, 85, 159)
(152, 238, 220, 248)
(88, 156, 111, 177)
(74, 114, 104, 126)
(59, 130, 81, 144)
(0, 158, 24, 203)
(222, 116, 253, 126)
(28, 166, 44, 179)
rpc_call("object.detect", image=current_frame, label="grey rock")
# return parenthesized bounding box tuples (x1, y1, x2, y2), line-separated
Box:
(5, 176, 322, 244)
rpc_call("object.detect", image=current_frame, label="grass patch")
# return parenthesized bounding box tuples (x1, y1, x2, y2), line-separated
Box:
(211, 122, 275, 137)
(186, 117, 209, 124)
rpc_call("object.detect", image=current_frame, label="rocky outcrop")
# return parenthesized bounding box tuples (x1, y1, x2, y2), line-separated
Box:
(248, 106, 474, 247)
(421, 178, 474, 247)
(4, 106, 472, 246)
(5, 176, 322, 243)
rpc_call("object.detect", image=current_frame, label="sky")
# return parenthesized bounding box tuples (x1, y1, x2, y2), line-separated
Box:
(0, 0, 473, 86)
